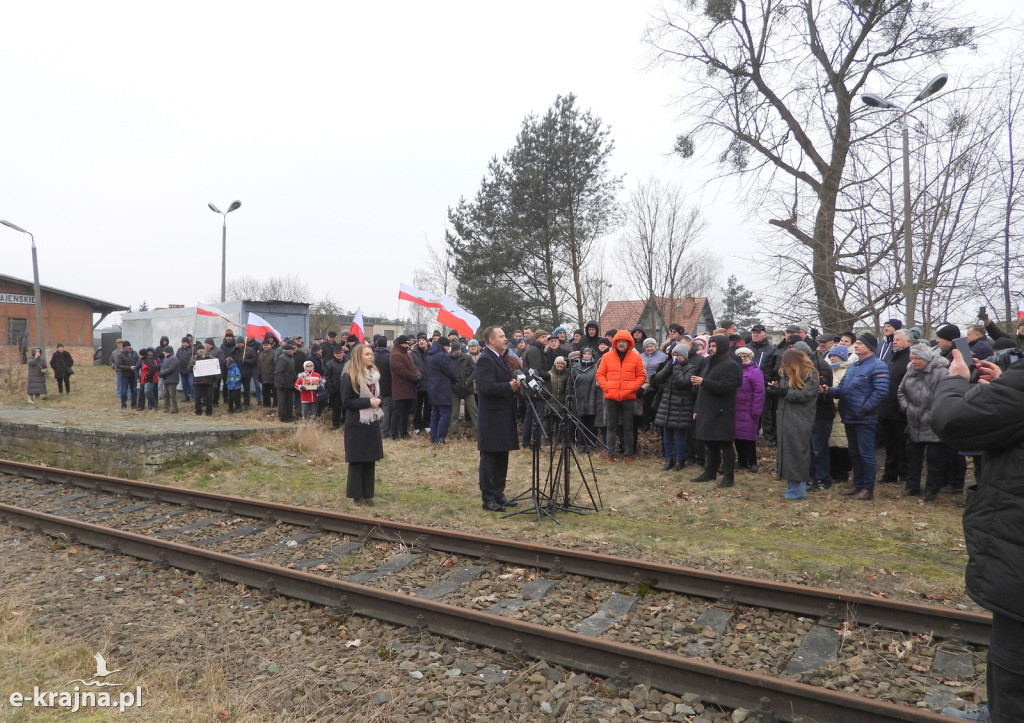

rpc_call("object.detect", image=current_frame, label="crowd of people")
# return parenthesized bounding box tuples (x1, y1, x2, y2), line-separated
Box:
(100, 314, 1022, 509)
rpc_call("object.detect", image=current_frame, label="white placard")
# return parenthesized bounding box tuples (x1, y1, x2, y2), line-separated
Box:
(193, 358, 221, 378)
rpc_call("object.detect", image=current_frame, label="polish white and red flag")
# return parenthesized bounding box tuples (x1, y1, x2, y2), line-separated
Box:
(245, 312, 282, 343)
(437, 295, 480, 338)
(1018, 302, 1024, 322)
(398, 283, 443, 309)
(197, 306, 240, 329)
(349, 308, 366, 344)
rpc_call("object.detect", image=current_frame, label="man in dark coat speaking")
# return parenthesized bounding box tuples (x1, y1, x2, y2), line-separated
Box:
(475, 326, 522, 511)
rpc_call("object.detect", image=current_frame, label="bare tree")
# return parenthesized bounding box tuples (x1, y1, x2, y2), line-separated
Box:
(226, 275, 310, 303)
(309, 295, 348, 339)
(649, 0, 989, 332)
(580, 242, 615, 325)
(614, 177, 711, 324)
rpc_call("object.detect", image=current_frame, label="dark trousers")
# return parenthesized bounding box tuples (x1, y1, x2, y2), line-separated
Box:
(262, 383, 276, 408)
(734, 439, 757, 468)
(330, 392, 343, 429)
(412, 391, 429, 429)
(346, 461, 376, 500)
(479, 451, 510, 505)
(56, 375, 71, 393)
(845, 423, 878, 491)
(194, 384, 213, 414)
(704, 440, 735, 477)
(276, 385, 294, 422)
(119, 376, 137, 408)
(665, 428, 688, 461)
(240, 375, 253, 407)
(905, 440, 954, 495)
(430, 404, 452, 443)
(760, 395, 778, 442)
(604, 399, 635, 456)
(226, 388, 241, 413)
(879, 416, 908, 481)
(811, 418, 834, 481)
(988, 612, 1024, 722)
(391, 398, 413, 439)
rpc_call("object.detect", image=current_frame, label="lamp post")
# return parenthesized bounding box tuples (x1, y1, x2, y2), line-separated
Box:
(861, 74, 948, 328)
(0, 219, 45, 356)
(208, 200, 242, 303)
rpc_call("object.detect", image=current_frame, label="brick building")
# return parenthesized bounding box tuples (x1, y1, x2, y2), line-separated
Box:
(0, 274, 127, 362)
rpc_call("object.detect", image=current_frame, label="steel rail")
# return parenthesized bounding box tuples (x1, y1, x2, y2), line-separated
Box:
(0, 459, 990, 645)
(0, 502, 956, 723)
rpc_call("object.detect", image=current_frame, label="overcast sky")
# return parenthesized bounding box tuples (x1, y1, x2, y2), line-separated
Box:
(2, 1, 1020, 326)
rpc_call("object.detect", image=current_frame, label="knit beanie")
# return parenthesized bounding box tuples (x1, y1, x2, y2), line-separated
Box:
(827, 345, 849, 362)
(909, 343, 938, 362)
(794, 341, 814, 355)
(884, 318, 904, 330)
(857, 332, 878, 352)
(935, 324, 961, 342)
(643, 338, 658, 349)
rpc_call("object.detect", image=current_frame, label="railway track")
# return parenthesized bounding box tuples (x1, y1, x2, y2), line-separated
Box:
(0, 459, 987, 722)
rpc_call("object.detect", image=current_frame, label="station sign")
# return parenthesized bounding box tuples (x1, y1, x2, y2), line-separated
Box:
(0, 293, 36, 305)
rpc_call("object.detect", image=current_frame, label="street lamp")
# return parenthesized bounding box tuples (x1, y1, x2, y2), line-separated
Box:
(0, 219, 46, 356)
(208, 200, 242, 303)
(861, 74, 948, 328)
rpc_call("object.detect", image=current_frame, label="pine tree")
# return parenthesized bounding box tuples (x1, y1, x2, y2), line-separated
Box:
(719, 275, 760, 331)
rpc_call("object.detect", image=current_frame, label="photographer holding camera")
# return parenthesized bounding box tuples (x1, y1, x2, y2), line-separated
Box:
(932, 349, 1024, 721)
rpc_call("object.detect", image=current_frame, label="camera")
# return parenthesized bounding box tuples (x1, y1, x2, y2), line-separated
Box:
(988, 347, 1024, 371)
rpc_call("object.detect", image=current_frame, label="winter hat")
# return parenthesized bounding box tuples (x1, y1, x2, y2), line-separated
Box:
(467, 339, 480, 348)
(751, 324, 766, 332)
(533, 329, 549, 339)
(797, 321, 810, 333)
(907, 326, 923, 341)
(785, 323, 801, 333)
(671, 344, 689, 358)
(553, 326, 567, 336)
(643, 338, 658, 349)
(437, 337, 450, 348)
(204, 337, 215, 345)
(794, 341, 814, 355)
(735, 347, 754, 358)
(884, 318, 904, 330)
(181, 336, 190, 342)
(827, 345, 849, 362)
(935, 324, 961, 342)
(394, 335, 410, 346)
(786, 334, 802, 346)
(857, 332, 878, 352)
(303, 361, 314, 369)
(553, 356, 565, 365)
(909, 343, 938, 362)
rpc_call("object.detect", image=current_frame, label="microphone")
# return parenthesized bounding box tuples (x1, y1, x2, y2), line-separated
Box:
(512, 369, 528, 387)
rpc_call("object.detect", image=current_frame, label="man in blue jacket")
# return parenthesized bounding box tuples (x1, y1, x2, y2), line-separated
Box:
(826, 333, 889, 500)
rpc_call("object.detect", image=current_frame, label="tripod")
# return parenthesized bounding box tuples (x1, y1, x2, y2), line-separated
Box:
(543, 391, 602, 515)
(504, 383, 558, 523)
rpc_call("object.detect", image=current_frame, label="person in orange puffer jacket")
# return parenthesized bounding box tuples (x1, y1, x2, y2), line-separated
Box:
(596, 329, 646, 462)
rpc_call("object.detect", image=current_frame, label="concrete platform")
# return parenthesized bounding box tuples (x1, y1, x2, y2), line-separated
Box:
(0, 405, 287, 477)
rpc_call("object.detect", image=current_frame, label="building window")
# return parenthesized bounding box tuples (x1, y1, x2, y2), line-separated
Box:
(7, 318, 27, 346)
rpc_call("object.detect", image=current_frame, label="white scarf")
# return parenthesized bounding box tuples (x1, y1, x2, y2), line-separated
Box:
(358, 366, 385, 425)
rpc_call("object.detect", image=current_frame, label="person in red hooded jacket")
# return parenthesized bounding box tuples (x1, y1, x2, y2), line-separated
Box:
(596, 329, 647, 462)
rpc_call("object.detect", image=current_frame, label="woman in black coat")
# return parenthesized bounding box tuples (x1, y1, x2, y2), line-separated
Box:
(49, 344, 74, 395)
(691, 335, 742, 487)
(341, 344, 385, 507)
(654, 346, 695, 470)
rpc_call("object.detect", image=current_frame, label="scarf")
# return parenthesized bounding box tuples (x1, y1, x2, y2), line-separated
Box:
(358, 366, 385, 425)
